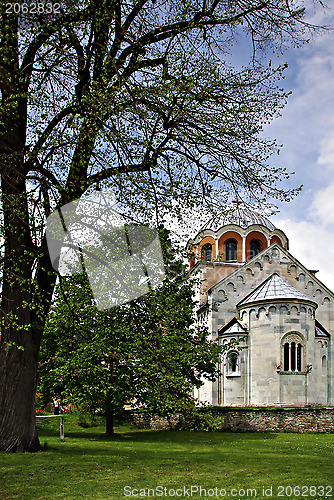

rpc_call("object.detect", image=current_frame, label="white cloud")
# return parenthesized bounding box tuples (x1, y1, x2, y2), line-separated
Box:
(265, 13, 334, 197)
(273, 176, 334, 292)
(276, 217, 334, 291)
(262, 12, 334, 294)
(311, 183, 334, 226)
(317, 132, 334, 169)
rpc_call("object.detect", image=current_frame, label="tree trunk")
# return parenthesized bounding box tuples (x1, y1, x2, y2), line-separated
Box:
(0, 256, 55, 452)
(0, 173, 49, 452)
(0, 94, 55, 451)
(0, 221, 55, 452)
(105, 408, 114, 436)
(0, 335, 41, 452)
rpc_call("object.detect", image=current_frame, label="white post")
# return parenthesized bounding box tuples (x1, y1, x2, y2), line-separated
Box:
(60, 417, 65, 440)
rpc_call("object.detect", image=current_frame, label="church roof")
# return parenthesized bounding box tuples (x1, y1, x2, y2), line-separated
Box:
(237, 273, 315, 307)
(200, 200, 276, 232)
(219, 317, 248, 335)
(315, 320, 330, 338)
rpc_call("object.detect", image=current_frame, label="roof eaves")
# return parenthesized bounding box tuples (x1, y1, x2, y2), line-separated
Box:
(218, 317, 248, 335)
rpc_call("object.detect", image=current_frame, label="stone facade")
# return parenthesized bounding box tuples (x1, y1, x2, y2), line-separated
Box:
(188, 203, 334, 407)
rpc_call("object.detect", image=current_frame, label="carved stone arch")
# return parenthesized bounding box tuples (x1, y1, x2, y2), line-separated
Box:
(298, 273, 306, 286)
(256, 306, 267, 319)
(240, 310, 248, 322)
(307, 307, 314, 318)
(227, 282, 236, 292)
(269, 305, 277, 314)
(271, 248, 280, 263)
(217, 289, 227, 301)
(280, 305, 289, 314)
(249, 308, 257, 319)
(300, 305, 307, 314)
(254, 261, 263, 272)
(290, 305, 299, 316)
(289, 264, 298, 279)
(323, 296, 331, 305)
(282, 331, 305, 345)
(245, 268, 254, 277)
(237, 275, 245, 286)
(263, 253, 270, 263)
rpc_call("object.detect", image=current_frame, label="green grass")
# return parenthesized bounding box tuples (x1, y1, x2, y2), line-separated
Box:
(0, 415, 333, 499)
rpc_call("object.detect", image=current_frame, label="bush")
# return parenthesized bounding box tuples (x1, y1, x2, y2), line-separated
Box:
(179, 409, 224, 432)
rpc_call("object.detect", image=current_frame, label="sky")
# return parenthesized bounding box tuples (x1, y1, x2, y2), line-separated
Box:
(169, 6, 334, 291)
(43, 3, 334, 293)
(265, 6, 334, 290)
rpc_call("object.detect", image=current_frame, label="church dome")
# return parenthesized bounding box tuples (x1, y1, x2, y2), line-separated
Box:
(200, 200, 276, 232)
(188, 199, 288, 272)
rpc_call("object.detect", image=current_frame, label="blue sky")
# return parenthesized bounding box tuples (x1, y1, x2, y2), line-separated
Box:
(262, 7, 334, 290)
(172, 7, 334, 291)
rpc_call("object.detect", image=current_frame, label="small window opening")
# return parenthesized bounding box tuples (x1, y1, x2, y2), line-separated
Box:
(225, 239, 237, 261)
(322, 355, 327, 369)
(201, 243, 212, 262)
(283, 337, 304, 372)
(290, 342, 296, 371)
(227, 352, 239, 374)
(250, 239, 262, 259)
(297, 344, 302, 372)
(284, 343, 289, 371)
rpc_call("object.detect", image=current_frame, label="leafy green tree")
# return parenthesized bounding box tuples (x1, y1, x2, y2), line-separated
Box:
(39, 229, 221, 435)
(0, 0, 325, 451)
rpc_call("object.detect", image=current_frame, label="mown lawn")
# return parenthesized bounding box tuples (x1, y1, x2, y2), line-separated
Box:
(0, 415, 333, 499)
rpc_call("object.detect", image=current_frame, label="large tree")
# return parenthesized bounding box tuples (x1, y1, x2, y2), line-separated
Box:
(0, 0, 324, 451)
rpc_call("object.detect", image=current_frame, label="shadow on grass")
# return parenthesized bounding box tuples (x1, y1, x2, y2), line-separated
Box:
(39, 426, 279, 447)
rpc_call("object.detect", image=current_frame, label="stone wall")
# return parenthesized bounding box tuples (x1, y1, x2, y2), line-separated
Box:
(124, 407, 334, 433)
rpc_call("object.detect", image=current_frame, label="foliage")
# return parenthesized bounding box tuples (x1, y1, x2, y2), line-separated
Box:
(179, 407, 225, 432)
(38, 228, 223, 432)
(0, 0, 327, 451)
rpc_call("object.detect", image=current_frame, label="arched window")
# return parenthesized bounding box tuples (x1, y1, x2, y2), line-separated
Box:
(322, 355, 327, 369)
(250, 239, 262, 258)
(201, 243, 212, 262)
(226, 351, 239, 375)
(225, 239, 237, 261)
(281, 333, 305, 373)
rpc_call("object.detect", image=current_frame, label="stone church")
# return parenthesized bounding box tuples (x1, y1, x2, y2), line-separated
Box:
(188, 200, 333, 406)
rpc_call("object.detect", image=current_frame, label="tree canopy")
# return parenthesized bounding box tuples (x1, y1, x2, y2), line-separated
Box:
(0, 0, 326, 451)
(39, 228, 222, 435)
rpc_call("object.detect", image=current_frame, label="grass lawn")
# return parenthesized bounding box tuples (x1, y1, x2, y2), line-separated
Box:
(0, 415, 333, 500)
